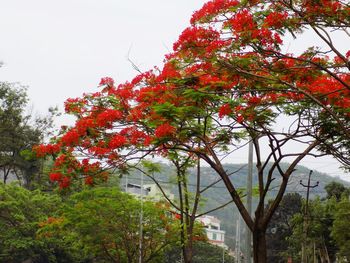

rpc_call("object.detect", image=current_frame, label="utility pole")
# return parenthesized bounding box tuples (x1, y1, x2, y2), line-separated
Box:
(245, 139, 253, 263)
(125, 174, 128, 192)
(236, 218, 241, 263)
(300, 170, 319, 263)
(139, 171, 144, 263)
(222, 245, 225, 263)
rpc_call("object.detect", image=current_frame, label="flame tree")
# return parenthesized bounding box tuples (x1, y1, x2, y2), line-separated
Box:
(35, 0, 350, 262)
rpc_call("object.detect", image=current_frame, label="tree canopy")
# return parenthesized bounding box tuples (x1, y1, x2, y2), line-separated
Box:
(0, 82, 57, 188)
(34, 0, 350, 262)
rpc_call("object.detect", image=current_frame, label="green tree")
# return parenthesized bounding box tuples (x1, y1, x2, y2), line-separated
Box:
(331, 197, 350, 261)
(287, 197, 337, 262)
(266, 193, 302, 262)
(165, 241, 235, 263)
(40, 187, 179, 263)
(0, 183, 76, 263)
(325, 181, 350, 201)
(0, 82, 58, 189)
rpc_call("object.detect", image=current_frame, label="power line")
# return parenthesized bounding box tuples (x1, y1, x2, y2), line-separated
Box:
(123, 176, 330, 193)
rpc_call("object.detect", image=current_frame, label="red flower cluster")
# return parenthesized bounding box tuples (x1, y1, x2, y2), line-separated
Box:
(155, 123, 176, 138)
(218, 104, 232, 119)
(61, 129, 80, 146)
(59, 176, 71, 189)
(49, 172, 63, 182)
(96, 109, 123, 127)
(115, 83, 134, 100)
(229, 9, 255, 33)
(158, 62, 182, 81)
(264, 12, 288, 28)
(173, 26, 220, 51)
(84, 176, 94, 185)
(33, 144, 61, 157)
(76, 118, 95, 135)
(190, 0, 239, 24)
(247, 96, 262, 105)
(109, 134, 127, 149)
(99, 77, 114, 86)
(49, 172, 70, 189)
(64, 97, 87, 114)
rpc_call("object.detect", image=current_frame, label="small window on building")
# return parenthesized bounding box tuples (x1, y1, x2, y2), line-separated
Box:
(212, 233, 217, 240)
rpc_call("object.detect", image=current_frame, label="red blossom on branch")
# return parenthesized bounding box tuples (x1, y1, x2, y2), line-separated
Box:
(96, 109, 123, 127)
(263, 11, 288, 28)
(84, 176, 94, 185)
(155, 123, 176, 138)
(60, 129, 80, 146)
(108, 134, 127, 148)
(190, 0, 239, 24)
(99, 77, 114, 86)
(218, 103, 233, 119)
(33, 144, 61, 157)
(49, 172, 63, 182)
(59, 176, 71, 189)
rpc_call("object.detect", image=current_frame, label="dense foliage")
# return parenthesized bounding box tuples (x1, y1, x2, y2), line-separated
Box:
(39, 187, 179, 263)
(0, 82, 57, 188)
(265, 182, 350, 262)
(0, 183, 73, 263)
(0, 183, 189, 263)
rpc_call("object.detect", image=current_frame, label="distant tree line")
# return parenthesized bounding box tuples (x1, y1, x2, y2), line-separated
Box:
(266, 181, 350, 262)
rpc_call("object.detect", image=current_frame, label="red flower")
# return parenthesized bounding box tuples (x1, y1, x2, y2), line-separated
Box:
(155, 123, 176, 138)
(229, 9, 256, 33)
(191, 0, 239, 24)
(59, 176, 71, 189)
(109, 134, 127, 148)
(81, 158, 89, 166)
(173, 26, 220, 51)
(248, 96, 262, 105)
(346, 50, 350, 59)
(237, 115, 244, 124)
(218, 104, 232, 119)
(96, 109, 123, 127)
(61, 129, 80, 146)
(85, 176, 94, 185)
(99, 77, 114, 86)
(174, 213, 182, 220)
(88, 146, 110, 156)
(264, 12, 288, 28)
(49, 172, 62, 182)
(143, 135, 153, 146)
(33, 144, 61, 157)
(115, 83, 134, 100)
(158, 62, 181, 81)
(64, 97, 86, 114)
(76, 118, 95, 135)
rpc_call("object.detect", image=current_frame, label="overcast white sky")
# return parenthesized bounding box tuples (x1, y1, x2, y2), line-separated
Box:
(0, 0, 206, 112)
(0, 0, 348, 181)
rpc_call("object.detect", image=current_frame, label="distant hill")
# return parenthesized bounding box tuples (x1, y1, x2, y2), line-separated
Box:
(121, 162, 349, 250)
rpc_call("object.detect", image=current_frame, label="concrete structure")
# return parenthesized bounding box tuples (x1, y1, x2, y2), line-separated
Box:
(197, 215, 228, 249)
(124, 183, 150, 196)
(124, 182, 174, 202)
(143, 184, 174, 201)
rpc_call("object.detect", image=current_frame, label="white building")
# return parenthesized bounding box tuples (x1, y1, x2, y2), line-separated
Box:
(197, 215, 228, 249)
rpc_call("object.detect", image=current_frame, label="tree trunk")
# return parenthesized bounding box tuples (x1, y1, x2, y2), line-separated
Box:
(184, 244, 193, 263)
(252, 228, 267, 263)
